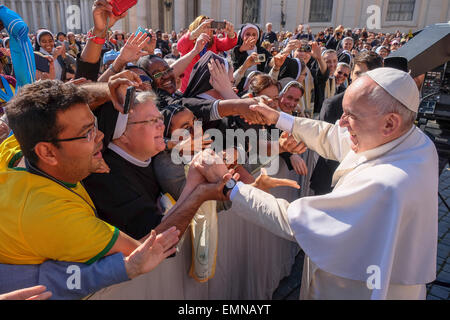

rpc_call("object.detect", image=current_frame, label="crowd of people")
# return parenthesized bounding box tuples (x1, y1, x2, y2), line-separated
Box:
(0, 0, 439, 301)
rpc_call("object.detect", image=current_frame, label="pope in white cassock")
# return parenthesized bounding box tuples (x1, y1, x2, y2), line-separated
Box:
(193, 67, 439, 300)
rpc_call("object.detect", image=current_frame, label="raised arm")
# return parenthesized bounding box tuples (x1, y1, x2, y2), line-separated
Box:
(79, 0, 127, 64)
(170, 33, 209, 77)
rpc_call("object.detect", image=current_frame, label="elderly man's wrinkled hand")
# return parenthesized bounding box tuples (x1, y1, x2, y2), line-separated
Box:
(239, 100, 280, 126)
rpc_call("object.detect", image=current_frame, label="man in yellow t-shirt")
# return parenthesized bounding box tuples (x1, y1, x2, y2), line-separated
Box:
(0, 80, 172, 265)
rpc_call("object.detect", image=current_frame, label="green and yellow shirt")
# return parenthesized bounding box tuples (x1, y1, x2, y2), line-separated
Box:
(0, 135, 119, 265)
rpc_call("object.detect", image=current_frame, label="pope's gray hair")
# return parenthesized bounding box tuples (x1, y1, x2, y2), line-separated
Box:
(365, 81, 417, 127)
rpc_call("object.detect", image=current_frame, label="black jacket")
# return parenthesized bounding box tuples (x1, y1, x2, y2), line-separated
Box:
(309, 92, 344, 195)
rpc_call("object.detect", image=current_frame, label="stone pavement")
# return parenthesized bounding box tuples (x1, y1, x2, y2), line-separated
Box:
(272, 168, 450, 300)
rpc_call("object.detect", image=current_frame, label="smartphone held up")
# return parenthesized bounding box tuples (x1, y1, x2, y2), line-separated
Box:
(110, 0, 138, 16)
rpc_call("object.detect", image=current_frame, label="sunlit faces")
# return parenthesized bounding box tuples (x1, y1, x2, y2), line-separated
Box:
(242, 27, 259, 45)
(378, 47, 390, 58)
(146, 58, 177, 94)
(342, 39, 354, 51)
(39, 33, 55, 54)
(339, 78, 388, 153)
(293, 48, 311, 64)
(119, 100, 165, 162)
(279, 86, 303, 114)
(169, 109, 196, 137)
(334, 64, 351, 86)
(258, 85, 280, 109)
(51, 103, 105, 182)
(323, 52, 338, 75)
(351, 63, 369, 81)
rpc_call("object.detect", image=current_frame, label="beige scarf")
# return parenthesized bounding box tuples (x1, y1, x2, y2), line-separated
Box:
(325, 77, 336, 101)
(299, 67, 314, 118)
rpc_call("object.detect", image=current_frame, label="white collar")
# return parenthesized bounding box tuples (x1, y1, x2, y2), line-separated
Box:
(108, 142, 152, 167)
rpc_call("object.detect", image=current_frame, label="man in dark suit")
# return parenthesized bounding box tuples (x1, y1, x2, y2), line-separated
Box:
(309, 51, 384, 195)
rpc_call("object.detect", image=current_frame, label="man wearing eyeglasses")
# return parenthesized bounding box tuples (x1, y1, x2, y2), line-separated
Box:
(334, 62, 351, 95)
(0, 79, 182, 271)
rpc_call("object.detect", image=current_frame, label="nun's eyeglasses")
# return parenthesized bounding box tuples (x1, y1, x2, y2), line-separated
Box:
(152, 67, 174, 80)
(128, 115, 165, 126)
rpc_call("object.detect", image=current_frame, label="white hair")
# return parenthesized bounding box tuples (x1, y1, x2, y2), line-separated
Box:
(133, 91, 156, 109)
(343, 37, 354, 43)
(366, 82, 417, 127)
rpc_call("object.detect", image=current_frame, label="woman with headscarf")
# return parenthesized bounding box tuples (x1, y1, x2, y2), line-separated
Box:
(183, 51, 238, 101)
(231, 23, 271, 74)
(177, 15, 237, 93)
(0, 37, 12, 76)
(34, 29, 75, 81)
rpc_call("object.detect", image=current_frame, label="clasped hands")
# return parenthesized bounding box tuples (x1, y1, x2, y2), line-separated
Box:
(186, 148, 300, 202)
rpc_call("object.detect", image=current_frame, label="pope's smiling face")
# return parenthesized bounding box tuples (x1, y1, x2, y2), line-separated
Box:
(340, 77, 388, 153)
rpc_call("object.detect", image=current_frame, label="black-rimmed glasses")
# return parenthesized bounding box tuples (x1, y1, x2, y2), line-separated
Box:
(49, 117, 98, 143)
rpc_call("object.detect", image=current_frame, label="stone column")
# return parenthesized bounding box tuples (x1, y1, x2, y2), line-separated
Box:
(30, 0, 38, 32)
(20, 0, 29, 29)
(10, 0, 17, 13)
(59, 0, 66, 33)
(79, 0, 86, 33)
(49, 0, 58, 33)
(41, 0, 48, 29)
(174, 0, 186, 32)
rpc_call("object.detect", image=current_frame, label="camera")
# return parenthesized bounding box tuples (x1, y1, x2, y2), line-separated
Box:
(255, 54, 266, 63)
(123, 86, 136, 114)
(300, 44, 312, 53)
(211, 21, 226, 30)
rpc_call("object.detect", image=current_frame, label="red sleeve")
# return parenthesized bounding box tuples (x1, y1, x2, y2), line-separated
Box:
(215, 33, 238, 52)
(177, 32, 195, 55)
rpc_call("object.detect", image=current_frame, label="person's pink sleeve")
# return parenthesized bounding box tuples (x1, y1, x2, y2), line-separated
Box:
(215, 33, 238, 52)
(177, 32, 195, 55)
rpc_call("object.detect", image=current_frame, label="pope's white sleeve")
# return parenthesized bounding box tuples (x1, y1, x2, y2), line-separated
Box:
(290, 117, 351, 162)
(276, 112, 295, 133)
(229, 183, 297, 242)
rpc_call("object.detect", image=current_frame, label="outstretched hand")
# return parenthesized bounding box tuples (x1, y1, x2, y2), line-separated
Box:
(252, 168, 300, 193)
(279, 132, 307, 155)
(118, 32, 150, 63)
(240, 101, 280, 126)
(124, 227, 180, 279)
(0, 285, 52, 300)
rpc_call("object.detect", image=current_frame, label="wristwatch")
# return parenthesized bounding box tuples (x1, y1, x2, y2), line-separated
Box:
(222, 178, 237, 196)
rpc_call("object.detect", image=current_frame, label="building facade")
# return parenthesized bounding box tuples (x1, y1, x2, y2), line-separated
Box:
(1, 0, 449, 35)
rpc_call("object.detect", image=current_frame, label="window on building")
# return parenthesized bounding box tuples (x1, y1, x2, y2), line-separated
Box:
(309, 0, 334, 23)
(242, 0, 260, 24)
(386, 0, 416, 21)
